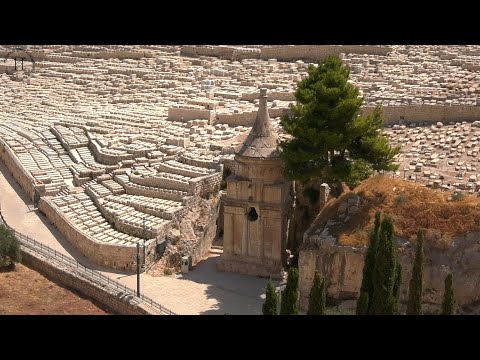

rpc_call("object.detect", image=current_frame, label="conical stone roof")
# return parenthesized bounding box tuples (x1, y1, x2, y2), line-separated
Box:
(235, 88, 280, 159)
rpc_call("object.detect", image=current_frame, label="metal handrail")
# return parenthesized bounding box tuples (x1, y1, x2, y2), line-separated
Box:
(0, 215, 176, 315)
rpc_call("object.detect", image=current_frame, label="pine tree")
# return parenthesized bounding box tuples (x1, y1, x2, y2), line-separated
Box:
(356, 211, 381, 315)
(279, 55, 399, 195)
(407, 229, 424, 315)
(280, 267, 299, 315)
(307, 271, 326, 315)
(370, 216, 398, 315)
(441, 273, 456, 315)
(262, 280, 278, 315)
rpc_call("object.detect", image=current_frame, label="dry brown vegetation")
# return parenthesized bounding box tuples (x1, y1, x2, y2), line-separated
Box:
(0, 264, 109, 315)
(324, 175, 480, 247)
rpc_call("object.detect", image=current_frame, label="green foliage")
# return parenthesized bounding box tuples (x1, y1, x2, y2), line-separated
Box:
(280, 267, 299, 315)
(395, 192, 408, 206)
(303, 186, 320, 205)
(163, 268, 173, 276)
(0, 224, 21, 268)
(370, 215, 401, 315)
(307, 271, 326, 315)
(451, 191, 464, 202)
(407, 229, 424, 315)
(392, 263, 402, 315)
(441, 273, 456, 315)
(356, 292, 369, 315)
(279, 55, 399, 192)
(356, 211, 381, 315)
(220, 167, 232, 191)
(262, 280, 278, 315)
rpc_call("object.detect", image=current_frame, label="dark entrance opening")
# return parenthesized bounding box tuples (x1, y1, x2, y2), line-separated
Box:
(247, 207, 259, 222)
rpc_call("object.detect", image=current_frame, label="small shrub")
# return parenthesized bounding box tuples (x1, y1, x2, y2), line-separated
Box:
(0, 225, 21, 269)
(163, 268, 173, 276)
(395, 192, 408, 206)
(451, 191, 464, 202)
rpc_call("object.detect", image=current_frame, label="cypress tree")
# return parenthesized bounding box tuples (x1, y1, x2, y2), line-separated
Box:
(407, 229, 424, 315)
(307, 271, 326, 315)
(262, 280, 278, 315)
(370, 216, 397, 315)
(280, 267, 299, 315)
(356, 211, 381, 315)
(356, 292, 369, 316)
(441, 273, 456, 315)
(392, 262, 402, 315)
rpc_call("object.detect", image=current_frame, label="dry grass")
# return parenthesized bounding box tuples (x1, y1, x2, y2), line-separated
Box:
(332, 175, 480, 247)
(0, 264, 109, 315)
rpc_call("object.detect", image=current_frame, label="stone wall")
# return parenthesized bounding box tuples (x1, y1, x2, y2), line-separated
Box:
(155, 161, 209, 178)
(179, 154, 219, 170)
(299, 231, 480, 314)
(216, 103, 480, 129)
(362, 104, 480, 125)
(89, 138, 133, 165)
(188, 172, 223, 198)
(21, 248, 158, 315)
(0, 139, 42, 201)
(71, 50, 150, 60)
(38, 197, 139, 271)
(168, 107, 215, 123)
(241, 91, 296, 102)
(50, 126, 86, 151)
(131, 173, 190, 192)
(181, 46, 238, 59)
(191, 197, 220, 265)
(180, 45, 392, 62)
(115, 174, 186, 202)
(214, 108, 287, 127)
(258, 45, 392, 62)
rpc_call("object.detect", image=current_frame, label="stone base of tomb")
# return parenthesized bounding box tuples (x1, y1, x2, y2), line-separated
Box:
(217, 255, 284, 279)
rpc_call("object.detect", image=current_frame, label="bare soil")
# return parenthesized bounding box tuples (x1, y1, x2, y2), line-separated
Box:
(327, 175, 480, 247)
(0, 263, 109, 315)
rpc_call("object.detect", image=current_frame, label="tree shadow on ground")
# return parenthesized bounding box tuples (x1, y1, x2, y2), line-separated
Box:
(179, 255, 284, 315)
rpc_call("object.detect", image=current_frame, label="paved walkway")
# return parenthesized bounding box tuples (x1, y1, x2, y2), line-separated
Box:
(0, 160, 274, 314)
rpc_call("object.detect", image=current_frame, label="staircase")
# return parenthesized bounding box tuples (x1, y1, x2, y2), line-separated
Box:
(210, 237, 223, 255)
(210, 245, 223, 255)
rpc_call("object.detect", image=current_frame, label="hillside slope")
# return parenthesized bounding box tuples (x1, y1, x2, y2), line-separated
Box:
(299, 175, 480, 314)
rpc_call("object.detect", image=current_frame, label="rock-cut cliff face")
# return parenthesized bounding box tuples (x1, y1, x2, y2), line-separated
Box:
(298, 176, 480, 314)
(299, 233, 480, 314)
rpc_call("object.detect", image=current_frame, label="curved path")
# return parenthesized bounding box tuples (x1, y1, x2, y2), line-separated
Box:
(0, 160, 272, 314)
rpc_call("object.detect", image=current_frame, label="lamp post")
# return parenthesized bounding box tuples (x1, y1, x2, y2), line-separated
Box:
(143, 217, 147, 263)
(136, 242, 140, 297)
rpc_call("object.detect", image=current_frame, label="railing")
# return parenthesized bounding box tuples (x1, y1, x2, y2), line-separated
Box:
(0, 214, 176, 315)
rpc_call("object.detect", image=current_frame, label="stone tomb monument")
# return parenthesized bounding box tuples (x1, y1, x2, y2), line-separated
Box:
(217, 88, 293, 279)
